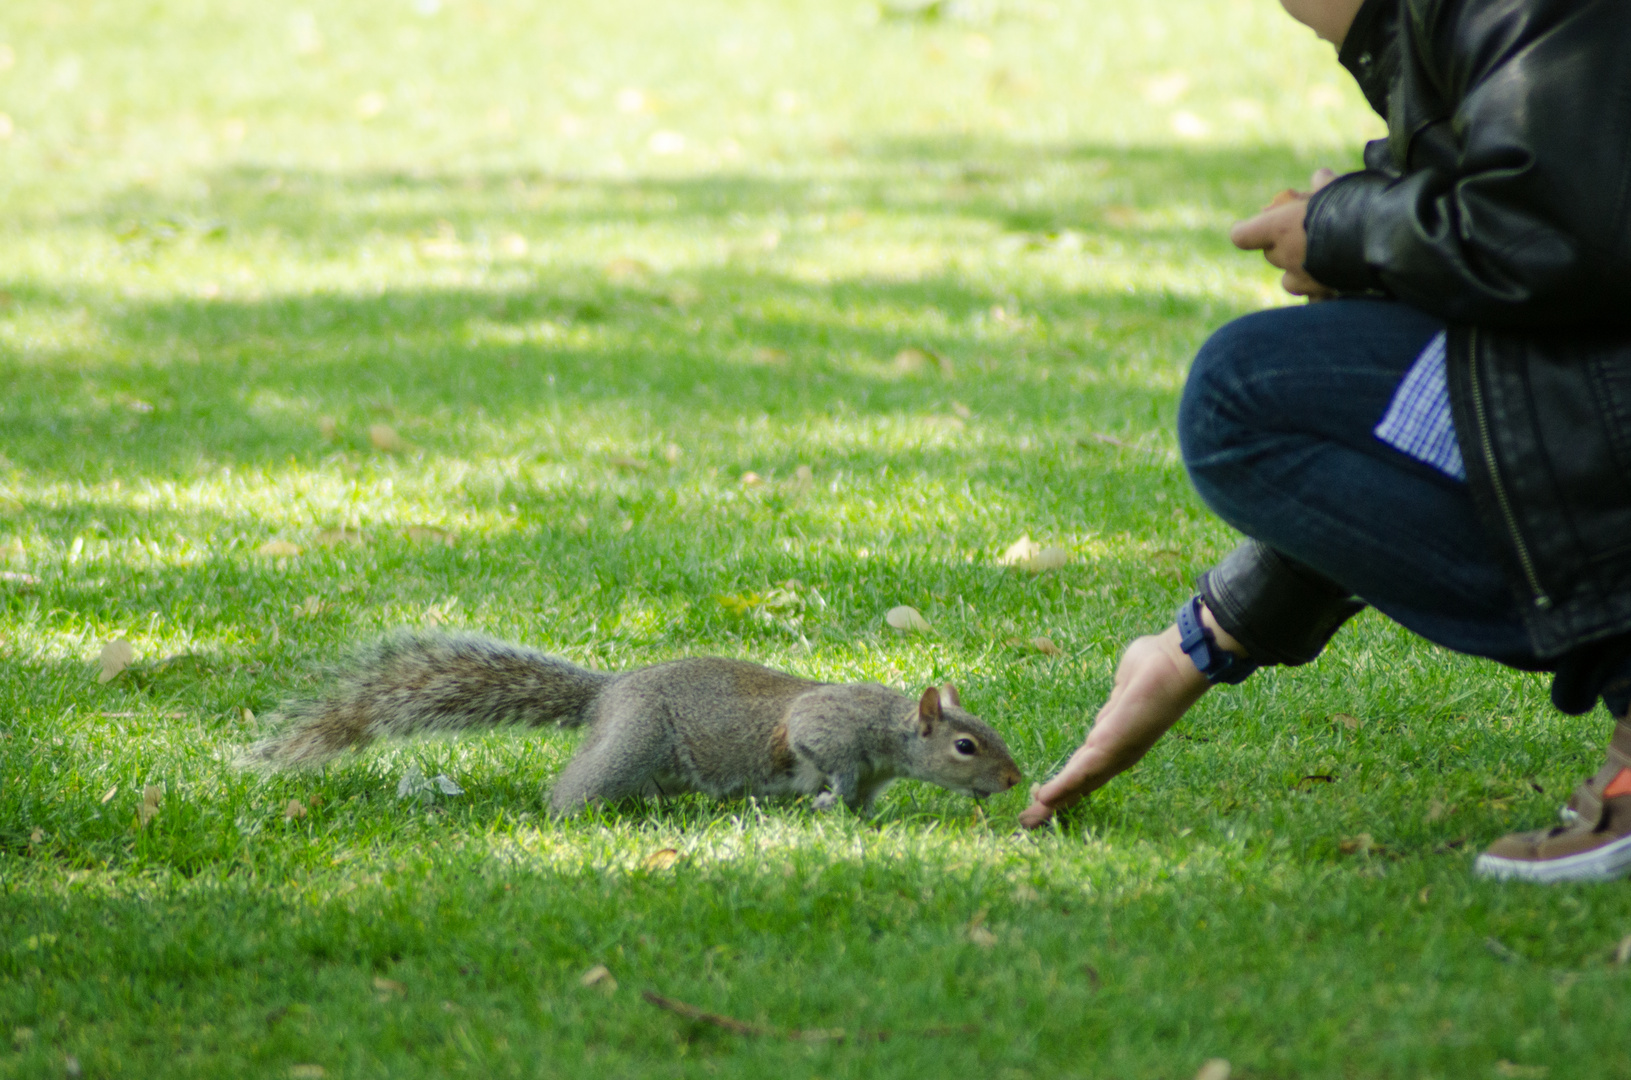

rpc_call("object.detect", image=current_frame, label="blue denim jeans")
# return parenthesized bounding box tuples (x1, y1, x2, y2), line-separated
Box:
(1178, 298, 1631, 713)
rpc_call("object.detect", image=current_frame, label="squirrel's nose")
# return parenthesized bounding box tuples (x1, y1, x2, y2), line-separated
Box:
(1002, 769, 1021, 789)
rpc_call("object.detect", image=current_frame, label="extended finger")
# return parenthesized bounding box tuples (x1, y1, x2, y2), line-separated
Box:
(1031, 743, 1109, 810)
(1018, 800, 1054, 828)
(1234, 199, 1309, 252)
(1310, 167, 1337, 191)
(1228, 210, 1278, 251)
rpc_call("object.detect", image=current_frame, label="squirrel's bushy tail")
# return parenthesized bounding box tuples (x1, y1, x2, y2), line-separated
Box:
(242, 632, 612, 769)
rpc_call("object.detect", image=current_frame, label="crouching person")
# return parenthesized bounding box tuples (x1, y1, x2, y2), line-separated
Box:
(1021, 0, 1631, 883)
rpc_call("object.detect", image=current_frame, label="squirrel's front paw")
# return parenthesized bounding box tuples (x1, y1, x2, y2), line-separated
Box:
(812, 791, 840, 812)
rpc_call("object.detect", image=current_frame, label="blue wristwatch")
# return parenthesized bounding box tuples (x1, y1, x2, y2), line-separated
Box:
(1176, 595, 1258, 685)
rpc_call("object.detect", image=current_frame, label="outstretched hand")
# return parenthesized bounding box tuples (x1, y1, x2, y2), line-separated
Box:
(1229, 168, 1338, 299)
(1019, 624, 1213, 829)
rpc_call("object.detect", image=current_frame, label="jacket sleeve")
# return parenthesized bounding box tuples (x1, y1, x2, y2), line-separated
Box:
(1304, 0, 1631, 329)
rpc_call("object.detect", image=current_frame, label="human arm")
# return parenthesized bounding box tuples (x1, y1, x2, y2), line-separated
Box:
(1019, 609, 1241, 829)
(1020, 541, 1366, 828)
(1304, 0, 1631, 328)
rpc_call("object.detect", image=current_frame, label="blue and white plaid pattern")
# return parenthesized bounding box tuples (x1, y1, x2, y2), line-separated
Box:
(1373, 330, 1465, 481)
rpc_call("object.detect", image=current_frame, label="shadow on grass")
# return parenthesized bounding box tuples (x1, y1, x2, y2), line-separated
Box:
(67, 139, 1341, 244)
(0, 136, 1320, 487)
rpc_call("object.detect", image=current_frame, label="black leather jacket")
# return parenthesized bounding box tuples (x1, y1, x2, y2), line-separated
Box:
(1304, 0, 1631, 660)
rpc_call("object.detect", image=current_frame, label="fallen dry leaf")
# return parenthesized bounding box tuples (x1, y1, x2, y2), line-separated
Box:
(314, 528, 362, 548)
(642, 847, 680, 871)
(29, 828, 43, 844)
(288, 1067, 326, 1080)
(369, 424, 408, 452)
(996, 535, 1068, 572)
(1194, 1060, 1231, 1080)
(372, 977, 406, 996)
(98, 639, 135, 683)
(1616, 933, 1631, 965)
(997, 535, 1039, 565)
(1030, 635, 1062, 656)
(1339, 832, 1379, 855)
(752, 346, 788, 365)
(137, 784, 163, 827)
(241, 707, 255, 725)
(284, 799, 308, 821)
(662, 443, 683, 464)
(740, 471, 764, 486)
(0, 570, 41, 587)
(608, 455, 649, 471)
(99, 785, 118, 805)
(256, 540, 302, 558)
(580, 964, 618, 993)
(419, 233, 464, 260)
(317, 416, 338, 440)
(1332, 712, 1362, 730)
(892, 346, 950, 376)
(966, 908, 996, 948)
(790, 464, 814, 491)
(666, 283, 702, 307)
(1494, 1063, 1548, 1080)
(1028, 546, 1069, 571)
(604, 257, 650, 283)
(885, 605, 931, 633)
(293, 595, 325, 618)
(404, 526, 454, 546)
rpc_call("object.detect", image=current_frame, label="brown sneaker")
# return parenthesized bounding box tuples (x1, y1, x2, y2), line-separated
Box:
(1475, 718, 1631, 883)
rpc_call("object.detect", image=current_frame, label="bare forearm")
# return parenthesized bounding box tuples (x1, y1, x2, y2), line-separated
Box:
(1020, 606, 1246, 828)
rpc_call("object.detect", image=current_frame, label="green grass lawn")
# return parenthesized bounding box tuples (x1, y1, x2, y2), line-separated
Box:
(4, 1, 1630, 1076)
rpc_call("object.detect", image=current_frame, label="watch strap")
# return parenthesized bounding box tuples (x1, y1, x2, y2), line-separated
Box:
(1177, 594, 1259, 685)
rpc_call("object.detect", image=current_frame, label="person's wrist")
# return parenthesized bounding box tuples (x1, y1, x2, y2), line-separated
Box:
(1156, 624, 1215, 694)
(1198, 603, 1246, 656)
(1176, 596, 1259, 684)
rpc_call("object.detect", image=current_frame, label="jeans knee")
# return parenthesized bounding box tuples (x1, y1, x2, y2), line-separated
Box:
(1179, 314, 1265, 471)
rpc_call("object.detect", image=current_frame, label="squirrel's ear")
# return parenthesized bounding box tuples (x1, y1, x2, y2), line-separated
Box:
(938, 683, 961, 710)
(917, 685, 941, 735)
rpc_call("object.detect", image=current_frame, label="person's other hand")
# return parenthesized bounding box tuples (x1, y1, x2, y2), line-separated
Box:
(1229, 168, 1338, 299)
(1019, 624, 1212, 829)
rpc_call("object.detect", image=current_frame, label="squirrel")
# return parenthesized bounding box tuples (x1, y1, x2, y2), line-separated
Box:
(243, 631, 1023, 816)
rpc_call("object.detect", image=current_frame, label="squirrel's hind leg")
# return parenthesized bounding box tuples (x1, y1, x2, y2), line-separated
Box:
(546, 718, 682, 816)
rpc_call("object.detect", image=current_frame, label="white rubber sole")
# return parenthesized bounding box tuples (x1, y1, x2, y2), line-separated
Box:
(1474, 831, 1631, 884)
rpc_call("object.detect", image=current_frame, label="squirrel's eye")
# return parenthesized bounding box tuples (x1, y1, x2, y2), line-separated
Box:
(953, 738, 977, 755)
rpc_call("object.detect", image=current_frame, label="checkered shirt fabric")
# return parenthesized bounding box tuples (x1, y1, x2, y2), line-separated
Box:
(1373, 330, 1465, 481)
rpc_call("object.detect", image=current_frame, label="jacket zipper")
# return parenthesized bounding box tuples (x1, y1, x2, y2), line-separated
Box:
(1466, 328, 1552, 610)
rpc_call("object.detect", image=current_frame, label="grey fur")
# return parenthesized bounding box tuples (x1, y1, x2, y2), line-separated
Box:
(243, 632, 1023, 816)
(243, 632, 611, 768)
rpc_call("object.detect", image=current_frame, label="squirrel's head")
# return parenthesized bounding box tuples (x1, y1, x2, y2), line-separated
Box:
(912, 684, 1022, 798)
